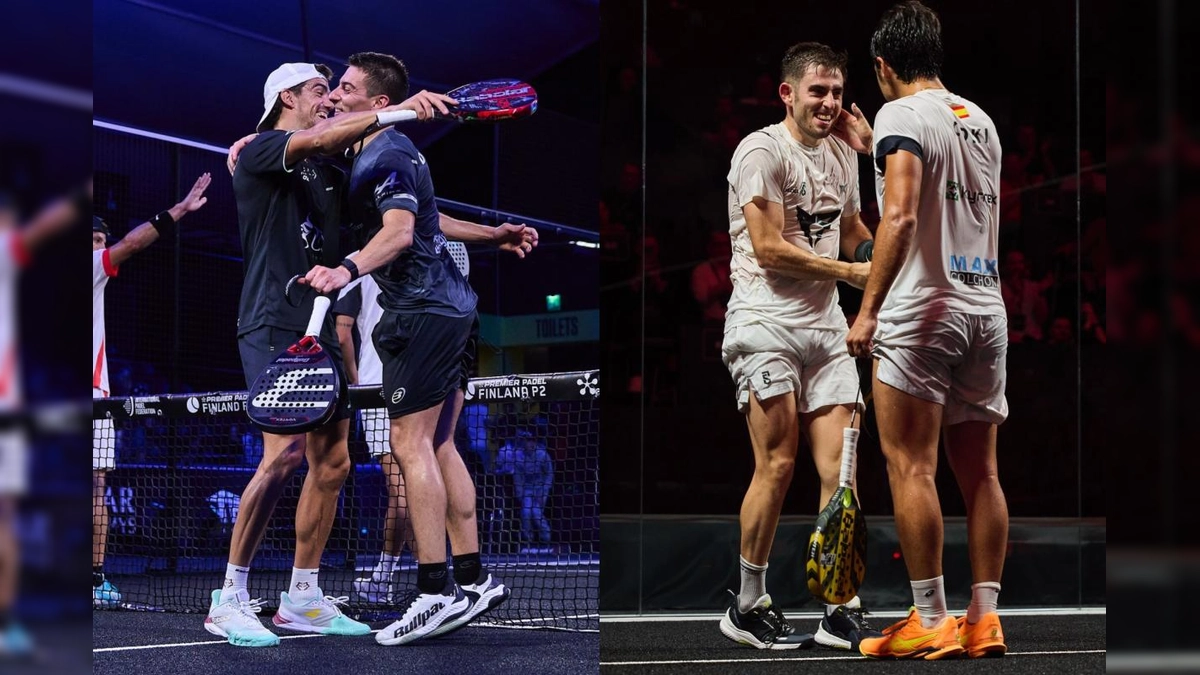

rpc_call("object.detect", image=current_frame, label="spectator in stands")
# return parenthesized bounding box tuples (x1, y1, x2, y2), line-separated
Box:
(496, 428, 553, 551)
(691, 230, 733, 323)
(1000, 250, 1052, 343)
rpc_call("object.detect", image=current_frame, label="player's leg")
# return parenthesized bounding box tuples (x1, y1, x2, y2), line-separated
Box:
(272, 417, 369, 636)
(355, 407, 411, 603)
(0, 493, 32, 656)
(431, 387, 510, 635)
(944, 314, 1009, 657)
(718, 324, 811, 649)
(859, 318, 963, 660)
(91, 411, 120, 607)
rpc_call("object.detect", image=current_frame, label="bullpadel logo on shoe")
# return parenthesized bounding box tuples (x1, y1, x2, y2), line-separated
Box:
(395, 602, 444, 637)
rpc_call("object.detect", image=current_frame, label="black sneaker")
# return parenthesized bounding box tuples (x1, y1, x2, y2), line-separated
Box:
(718, 590, 815, 650)
(814, 603, 883, 650)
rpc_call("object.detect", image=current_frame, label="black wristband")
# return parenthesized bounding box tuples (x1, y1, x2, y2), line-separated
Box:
(854, 239, 874, 263)
(340, 257, 360, 281)
(150, 210, 176, 235)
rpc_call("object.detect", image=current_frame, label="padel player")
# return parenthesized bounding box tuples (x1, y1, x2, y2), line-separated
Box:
(848, 1, 1009, 660)
(719, 42, 881, 651)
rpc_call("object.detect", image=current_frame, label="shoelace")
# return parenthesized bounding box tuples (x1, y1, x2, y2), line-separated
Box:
(764, 604, 795, 636)
(317, 595, 351, 615)
(844, 606, 876, 631)
(235, 597, 269, 619)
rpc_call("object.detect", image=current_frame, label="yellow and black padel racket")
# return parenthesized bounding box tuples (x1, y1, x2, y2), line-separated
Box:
(806, 399, 867, 604)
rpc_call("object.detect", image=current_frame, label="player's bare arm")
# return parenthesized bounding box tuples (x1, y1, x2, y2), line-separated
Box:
(839, 211, 875, 268)
(334, 315, 359, 385)
(846, 150, 923, 357)
(438, 213, 538, 258)
(743, 197, 868, 287)
(108, 173, 212, 268)
(303, 208, 414, 294)
(20, 178, 92, 253)
(285, 92, 457, 165)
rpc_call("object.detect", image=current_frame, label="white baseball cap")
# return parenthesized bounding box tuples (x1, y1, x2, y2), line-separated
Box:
(257, 63, 328, 132)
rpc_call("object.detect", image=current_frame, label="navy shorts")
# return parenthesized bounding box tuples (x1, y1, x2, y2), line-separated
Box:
(373, 310, 478, 418)
(238, 325, 351, 422)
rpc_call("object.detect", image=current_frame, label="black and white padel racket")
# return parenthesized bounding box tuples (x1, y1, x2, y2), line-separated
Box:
(245, 276, 341, 434)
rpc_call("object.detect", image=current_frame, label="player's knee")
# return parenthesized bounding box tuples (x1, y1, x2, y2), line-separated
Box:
(758, 453, 795, 484)
(310, 452, 351, 491)
(93, 470, 106, 492)
(263, 439, 306, 479)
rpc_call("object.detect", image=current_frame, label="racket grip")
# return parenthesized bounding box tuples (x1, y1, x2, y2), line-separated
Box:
(305, 296, 331, 337)
(376, 110, 420, 126)
(838, 428, 860, 487)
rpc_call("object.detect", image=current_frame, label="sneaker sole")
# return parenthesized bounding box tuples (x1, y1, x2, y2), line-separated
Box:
(718, 613, 807, 650)
(813, 624, 851, 650)
(375, 597, 471, 646)
(203, 621, 280, 648)
(429, 586, 511, 638)
(272, 615, 372, 636)
(965, 643, 1007, 658)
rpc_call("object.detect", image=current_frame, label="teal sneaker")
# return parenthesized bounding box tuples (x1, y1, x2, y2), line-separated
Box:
(93, 579, 122, 607)
(203, 589, 280, 647)
(273, 591, 371, 636)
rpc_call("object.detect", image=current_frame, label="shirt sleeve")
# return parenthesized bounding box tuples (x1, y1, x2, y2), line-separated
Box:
(332, 281, 362, 317)
(873, 103, 925, 176)
(238, 130, 296, 175)
(93, 249, 117, 287)
(368, 149, 421, 215)
(728, 138, 785, 208)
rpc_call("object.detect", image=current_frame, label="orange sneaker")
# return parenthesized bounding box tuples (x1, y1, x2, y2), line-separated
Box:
(957, 613, 1007, 657)
(858, 608, 965, 660)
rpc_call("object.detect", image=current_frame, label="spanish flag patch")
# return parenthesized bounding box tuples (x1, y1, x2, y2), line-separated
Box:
(950, 104, 969, 118)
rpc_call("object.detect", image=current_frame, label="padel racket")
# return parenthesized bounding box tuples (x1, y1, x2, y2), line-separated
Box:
(381, 79, 537, 125)
(246, 276, 341, 434)
(806, 400, 867, 605)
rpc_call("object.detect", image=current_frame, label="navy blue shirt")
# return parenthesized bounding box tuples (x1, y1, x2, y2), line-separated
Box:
(348, 129, 476, 317)
(232, 130, 345, 338)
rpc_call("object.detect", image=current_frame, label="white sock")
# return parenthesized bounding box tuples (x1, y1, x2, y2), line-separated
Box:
(911, 576, 948, 628)
(378, 552, 400, 578)
(967, 582, 1001, 623)
(826, 595, 861, 616)
(220, 564, 249, 603)
(737, 556, 768, 614)
(290, 567, 321, 601)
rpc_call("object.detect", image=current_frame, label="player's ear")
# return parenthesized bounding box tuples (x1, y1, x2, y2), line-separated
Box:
(778, 81, 792, 105)
(374, 95, 390, 110)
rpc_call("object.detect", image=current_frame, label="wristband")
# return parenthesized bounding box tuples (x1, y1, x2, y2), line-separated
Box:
(150, 210, 176, 236)
(340, 257, 360, 281)
(854, 239, 874, 263)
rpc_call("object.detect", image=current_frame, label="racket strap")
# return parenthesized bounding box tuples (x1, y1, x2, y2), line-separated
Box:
(838, 428, 860, 487)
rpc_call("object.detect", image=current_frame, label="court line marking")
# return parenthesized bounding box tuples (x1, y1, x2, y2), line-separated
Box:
(601, 649, 1106, 666)
(600, 606, 1106, 622)
(94, 615, 600, 652)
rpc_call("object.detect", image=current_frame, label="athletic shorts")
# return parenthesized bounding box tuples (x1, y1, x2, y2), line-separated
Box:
(360, 407, 390, 458)
(722, 322, 862, 414)
(93, 387, 115, 472)
(0, 428, 28, 495)
(373, 310, 478, 418)
(873, 312, 1009, 425)
(238, 325, 351, 422)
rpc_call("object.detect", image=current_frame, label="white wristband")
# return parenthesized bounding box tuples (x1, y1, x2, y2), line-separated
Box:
(376, 110, 419, 126)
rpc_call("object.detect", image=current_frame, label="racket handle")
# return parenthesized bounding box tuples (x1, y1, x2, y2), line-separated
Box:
(376, 110, 420, 126)
(305, 296, 331, 337)
(838, 428, 860, 487)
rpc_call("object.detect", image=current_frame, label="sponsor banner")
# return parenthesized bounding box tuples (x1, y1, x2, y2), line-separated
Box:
(93, 371, 599, 420)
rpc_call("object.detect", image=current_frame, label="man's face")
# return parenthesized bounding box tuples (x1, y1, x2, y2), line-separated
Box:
(331, 66, 380, 114)
(782, 65, 843, 146)
(93, 231, 107, 251)
(873, 58, 898, 102)
(289, 77, 332, 129)
(1050, 318, 1072, 343)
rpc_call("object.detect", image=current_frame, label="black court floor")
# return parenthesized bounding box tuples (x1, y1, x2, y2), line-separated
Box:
(94, 611, 599, 675)
(600, 613, 1105, 674)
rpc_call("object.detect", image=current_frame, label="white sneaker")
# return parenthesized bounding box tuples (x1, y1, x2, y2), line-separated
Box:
(273, 591, 372, 636)
(375, 586, 470, 646)
(429, 573, 511, 637)
(203, 589, 280, 647)
(353, 573, 398, 604)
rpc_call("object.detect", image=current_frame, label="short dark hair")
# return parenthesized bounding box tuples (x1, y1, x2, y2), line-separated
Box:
(347, 52, 410, 104)
(262, 63, 333, 130)
(870, 1, 944, 83)
(781, 42, 848, 84)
